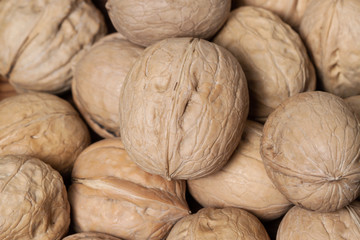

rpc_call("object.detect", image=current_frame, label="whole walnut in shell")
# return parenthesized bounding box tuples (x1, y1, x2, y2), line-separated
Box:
(0, 0, 107, 94)
(63, 232, 123, 240)
(72, 33, 144, 138)
(213, 6, 316, 122)
(300, 0, 360, 98)
(119, 37, 249, 180)
(188, 120, 292, 221)
(261, 91, 360, 212)
(0, 93, 90, 175)
(0, 155, 70, 240)
(68, 139, 190, 240)
(106, 0, 231, 47)
(166, 207, 270, 240)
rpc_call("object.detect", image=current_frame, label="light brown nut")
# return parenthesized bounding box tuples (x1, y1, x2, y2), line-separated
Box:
(345, 95, 360, 119)
(300, 0, 360, 98)
(0, 155, 70, 240)
(119, 37, 249, 180)
(188, 120, 292, 221)
(277, 202, 360, 239)
(0, 93, 90, 175)
(213, 6, 316, 122)
(0, 0, 106, 94)
(166, 207, 270, 240)
(106, 0, 231, 47)
(63, 232, 123, 240)
(261, 91, 360, 212)
(68, 139, 190, 240)
(72, 33, 144, 138)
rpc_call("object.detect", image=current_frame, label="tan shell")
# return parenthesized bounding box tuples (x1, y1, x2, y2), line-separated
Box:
(0, 80, 17, 101)
(0, 0, 106, 94)
(188, 120, 292, 221)
(106, 0, 231, 47)
(345, 95, 360, 119)
(0, 155, 70, 240)
(68, 138, 190, 240)
(213, 6, 316, 122)
(300, 0, 360, 98)
(0, 93, 90, 175)
(166, 207, 270, 240)
(277, 202, 360, 239)
(119, 37, 249, 180)
(63, 232, 123, 240)
(72, 33, 144, 138)
(261, 91, 360, 212)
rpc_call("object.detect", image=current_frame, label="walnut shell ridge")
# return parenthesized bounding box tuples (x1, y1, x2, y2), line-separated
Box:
(63, 232, 123, 240)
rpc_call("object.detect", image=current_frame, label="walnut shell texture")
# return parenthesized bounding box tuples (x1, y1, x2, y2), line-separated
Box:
(345, 95, 360, 120)
(63, 232, 123, 240)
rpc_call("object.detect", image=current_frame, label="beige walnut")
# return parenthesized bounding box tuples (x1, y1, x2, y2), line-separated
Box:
(0, 155, 70, 240)
(277, 202, 360, 239)
(63, 232, 122, 240)
(72, 33, 144, 138)
(0, 93, 90, 175)
(261, 91, 360, 212)
(213, 6, 316, 122)
(166, 207, 270, 240)
(68, 138, 190, 240)
(300, 0, 360, 98)
(345, 95, 360, 119)
(119, 37, 249, 180)
(106, 0, 231, 47)
(0, 0, 106, 94)
(188, 120, 292, 221)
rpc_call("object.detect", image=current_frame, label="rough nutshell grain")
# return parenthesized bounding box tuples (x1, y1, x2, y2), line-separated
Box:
(63, 232, 123, 240)
(72, 33, 144, 138)
(213, 6, 316, 122)
(300, 0, 360, 98)
(0, 155, 70, 240)
(0, 93, 90, 175)
(0, 0, 106, 94)
(119, 37, 249, 180)
(106, 0, 231, 47)
(261, 91, 360, 212)
(68, 139, 190, 240)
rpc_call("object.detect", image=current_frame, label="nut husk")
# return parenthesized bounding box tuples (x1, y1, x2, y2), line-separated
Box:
(63, 232, 123, 240)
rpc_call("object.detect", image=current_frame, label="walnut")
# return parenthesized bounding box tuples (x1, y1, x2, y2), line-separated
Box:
(106, 0, 231, 46)
(0, 93, 90, 175)
(0, 0, 107, 94)
(0, 155, 70, 240)
(72, 33, 144, 138)
(261, 91, 360, 212)
(345, 95, 360, 119)
(213, 6, 316, 122)
(68, 139, 190, 240)
(119, 37, 249, 180)
(63, 232, 123, 240)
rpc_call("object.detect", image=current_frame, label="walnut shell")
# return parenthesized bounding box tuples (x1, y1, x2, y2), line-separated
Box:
(119, 37, 249, 180)
(63, 232, 123, 240)
(106, 0, 231, 47)
(188, 120, 292, 221)
(166, 207, 270, 240)
(0, 155, 70, 240)
(72, 33, 144, 138)
(300, 0, 360, 98)
(68, 138, 190, 240)
(0, 80, 16, 101)
(0, 93, 90, 175)
(345, 95, 360, 119)
(261, 91, 360, 212)
(0, 0, 106, 94)
(213, 6, 316, 122)
(277, 202, 360, 239)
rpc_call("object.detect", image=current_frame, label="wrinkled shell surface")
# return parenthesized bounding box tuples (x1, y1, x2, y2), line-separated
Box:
(188, 120, 292, 221)
(119, 37, 249, 180)
(166, 207, 270, 240)
(277, 202, 360, 239)
(106, 0, 231, 46)
(0, 0, 106, 94)
(0, 155, 70, 240)
(69, 139, 190, 240)
(345, 95, 360, 119)
(72, 33, 144, 138)
(261, 91, 360, 212)
(0, 93, 90, 175)
(213, 6, 315, 122)
(300, 0, 360, 98)
(63, 232, 123, 240)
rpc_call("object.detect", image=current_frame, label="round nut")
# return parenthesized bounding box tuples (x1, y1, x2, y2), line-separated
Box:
(63, 232, 123, 240)
(0, 155, 70, 240)
(261, 91, 360, 212)
(119, 37, 249, 180)
(106, 0, 231, 47)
